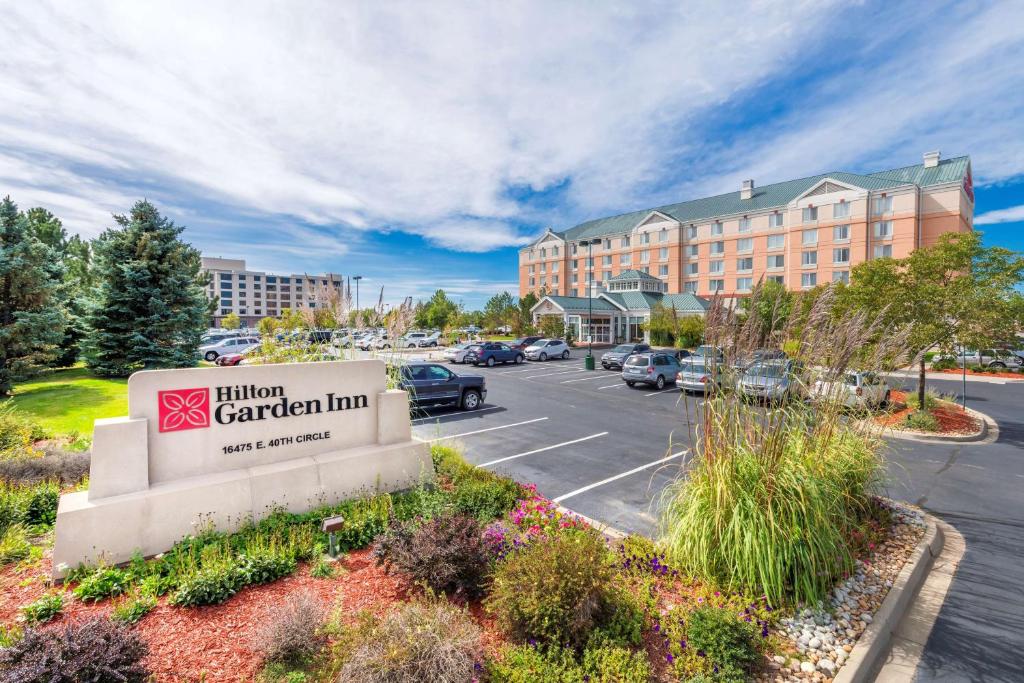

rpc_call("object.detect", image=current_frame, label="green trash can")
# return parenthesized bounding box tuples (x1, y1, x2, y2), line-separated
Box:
(584, 355, 595, 370)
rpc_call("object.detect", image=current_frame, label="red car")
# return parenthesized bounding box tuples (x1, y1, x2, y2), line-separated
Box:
(215, 352, 245, 366)
(508, 336, 543, 351)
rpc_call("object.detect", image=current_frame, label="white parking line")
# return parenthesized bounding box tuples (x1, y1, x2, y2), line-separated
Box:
(560, 374, 612, 384)
(597, 383, 626, 390)
(411, 406, 502, 423)
(477, 432, 609, 468)
(424, 417, 549, 442)
(644, 387, 679, 397)
(553, 449, 688, 503)
(524, 369, 586, 379)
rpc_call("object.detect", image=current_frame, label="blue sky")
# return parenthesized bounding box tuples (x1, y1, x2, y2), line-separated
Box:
(2, 1, 1023, 309)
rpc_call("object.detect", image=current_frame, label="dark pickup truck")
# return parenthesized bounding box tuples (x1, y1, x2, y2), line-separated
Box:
(398, 362, 487, 411)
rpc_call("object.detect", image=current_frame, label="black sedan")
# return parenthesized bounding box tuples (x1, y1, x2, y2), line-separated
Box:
(397, 362, 487, 411)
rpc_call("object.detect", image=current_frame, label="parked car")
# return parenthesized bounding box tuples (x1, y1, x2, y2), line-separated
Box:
(811, 371, 891, 409)
(737, 360, 804, 403)
(399, 331, 432, 348)
(215, 345, 261, 367)
(443, 342, 477, 364)
(731, 348, 786, 371)
(198, 336, 260, 362)
(508, 336, 543, 351)
(601, 343, 651, 370)
(676, 357, 723, 393)
(621, 352, 682, 389)
(414, 331, 442, 348)
(465, 342, 525, 367)
(524, 339, 571, 361)
(397, 363, 486, 411)
(692, 345, 725, 363)
(201, 331, 241, 346)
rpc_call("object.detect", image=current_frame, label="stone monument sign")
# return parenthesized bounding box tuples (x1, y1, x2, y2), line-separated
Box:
(52, 359, 431, 577)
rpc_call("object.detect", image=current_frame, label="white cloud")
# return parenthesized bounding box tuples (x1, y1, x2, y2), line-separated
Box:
(0, 0, 842, 248)
(975, 205, 1024, 225)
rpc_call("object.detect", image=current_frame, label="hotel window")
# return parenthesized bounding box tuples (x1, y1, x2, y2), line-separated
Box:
(767, 254, 785, 270)
(709, 279, 725, 292)
(552, 275, 559, 285)
(709, 260, 724, 274)
(640, 250, 650, 263)
(551, 263, 559, 272)
(220, 308, 231, 315)
(685, 244, 699, 257)
(571, 260, 578, 270)
(802, 229, 818, 246)
(572, 273, 578, 284)
(219, 273, 232, 280)
(872, 195, 893, 215)
(619, 253, 631, 265)
(266, 276, 277, 283)
(873, 221, 893, 239)
(659, 247, 669, 260)
(833, 271, 850, 284)
(603, 238, 611, 249)
(586, 272, 594, 282)
(586, 257, 594, 267)
(659, 265, 669, 276)
(769, 212, 784, 229)
(540, 277, 546, 286)
(529, 277, 535, 287)
(833, 201, 850, 219)
(767, 275, 785, 285)
(737, 257, 753, 272)
(801, 273, 817, 288)
(874, 245, 893, 259)
(684, 281, 698, 294)
(552, 246, 559, 256)
(659, 229, 668, 242)
(738, 217, 752, 233)
(571, 243, 578, 255)
(602, 255, 612, 266)
(686, 262, 699, 275)
(540, 248, 546, 258)
(737, 237, 753, 253)
(603, 270, 612, 281)
(802, 206, 818, 223)
(833, 248, 850, 264)
(539, 263, 546, 273)
(711, 221, 724, 236)
(833, 224, 850, 242)
(528, 265, 535, 274)
(767, 234, 785, 249)
(801, 251, 818, 267)
(736, 277, 753, 292)
(710, 241, 725, 255)
(686, 225, 697, 239)
(621, 235, 630, 248)
(640, 232, 650, 245)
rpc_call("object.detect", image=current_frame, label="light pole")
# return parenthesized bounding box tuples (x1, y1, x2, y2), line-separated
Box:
(353, 276, 362, 317)
(585, 238, 600, 369)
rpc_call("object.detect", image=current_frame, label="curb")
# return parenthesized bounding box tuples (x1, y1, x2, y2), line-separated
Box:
(879, 404, 997, 444)
(834, 514, 944, 683)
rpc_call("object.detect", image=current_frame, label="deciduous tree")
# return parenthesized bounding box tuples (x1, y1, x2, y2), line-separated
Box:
(221, 312, 241, 330)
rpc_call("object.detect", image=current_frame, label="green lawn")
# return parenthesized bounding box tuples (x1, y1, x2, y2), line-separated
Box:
(7, 367, 128, 439)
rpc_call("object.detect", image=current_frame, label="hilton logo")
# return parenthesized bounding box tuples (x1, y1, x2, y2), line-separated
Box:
(158, 388, 211, 432)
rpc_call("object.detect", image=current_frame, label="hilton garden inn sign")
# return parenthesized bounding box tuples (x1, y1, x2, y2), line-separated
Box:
(52, 360, 431, 577)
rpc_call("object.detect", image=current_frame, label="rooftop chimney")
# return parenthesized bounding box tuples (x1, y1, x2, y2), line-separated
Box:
(741, 179, 754, 200)
(923, 150, 940, 168)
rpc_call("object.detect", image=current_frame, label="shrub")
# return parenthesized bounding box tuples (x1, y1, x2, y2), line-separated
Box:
(0, 447, 90, 486)
(373, 513, 489, 598)
(110, 588, 158, 624)
(338, 599, 482, 682)
(20, 591, 64, 624)
(0, 524, 31, 565)
(685, 606, 760, 679)
(257, 591, 327, 665)
(930, 357, 958, 371)
(0, 617, 150, 683)
(73, 566, 132, 602)
(0, 405, 45, 459)
(904, 410, 940, 432)
(660, 422, 881, 605)
(431, 444, 525, 520)
(906, 387, 943, 411)
(170, 562, 241, 607)
(486, 638, 651, 683)
(310, 557, 336, 578)
(487, 529, 628, 649)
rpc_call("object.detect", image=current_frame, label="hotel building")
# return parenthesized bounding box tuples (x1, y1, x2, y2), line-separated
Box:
(520, 152, 975, 343)
(201, 257, 344, 328)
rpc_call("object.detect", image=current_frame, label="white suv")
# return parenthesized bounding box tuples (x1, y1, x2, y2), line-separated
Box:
(524, 339, 571, 361)
(199, 336, 260, 362)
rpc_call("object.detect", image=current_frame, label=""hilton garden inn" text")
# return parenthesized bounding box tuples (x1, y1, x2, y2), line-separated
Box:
(213, 384, 368, 424)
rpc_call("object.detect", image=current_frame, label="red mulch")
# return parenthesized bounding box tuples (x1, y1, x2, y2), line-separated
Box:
(936, 368, 1023, 380)
(1, 549, 514, 682)
(874, 390, 980, 434)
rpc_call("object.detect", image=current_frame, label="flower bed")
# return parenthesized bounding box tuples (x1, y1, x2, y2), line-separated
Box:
(875, 390, 981, 435)
(935, 367, 1022, 380)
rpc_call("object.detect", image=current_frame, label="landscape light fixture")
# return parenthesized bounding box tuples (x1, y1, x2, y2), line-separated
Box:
(353, 275, 363, 313)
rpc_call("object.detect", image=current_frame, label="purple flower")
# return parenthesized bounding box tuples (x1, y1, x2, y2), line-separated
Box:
(666, 653, 675, 664)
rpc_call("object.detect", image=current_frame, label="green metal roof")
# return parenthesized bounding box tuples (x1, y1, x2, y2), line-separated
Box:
(601, 291, 709, 313)
(559, 156, 969, 242)
(607, 269, 661, 282)
(542, 295, 622, 312)
(661, 293, 710, 312)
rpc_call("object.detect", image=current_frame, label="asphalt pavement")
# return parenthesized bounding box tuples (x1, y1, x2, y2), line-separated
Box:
(410, 351, 1024, 682)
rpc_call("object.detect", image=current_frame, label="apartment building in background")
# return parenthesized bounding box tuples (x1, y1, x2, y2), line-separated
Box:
(201, 257, 343, 328)
(519, 152, 975, 304)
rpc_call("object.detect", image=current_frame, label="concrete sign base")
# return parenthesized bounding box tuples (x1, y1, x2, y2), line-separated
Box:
(52, 360, 431, 578)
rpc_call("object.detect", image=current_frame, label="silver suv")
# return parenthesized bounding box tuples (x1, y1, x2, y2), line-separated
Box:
(621, 352, 682, 389)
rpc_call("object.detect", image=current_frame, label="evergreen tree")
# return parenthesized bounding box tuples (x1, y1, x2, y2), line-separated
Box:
(0, 197, 64, 395)
(83, 200, 211, 376)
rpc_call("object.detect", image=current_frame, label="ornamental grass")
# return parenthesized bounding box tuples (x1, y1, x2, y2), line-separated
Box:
(660, 282, 912, 606)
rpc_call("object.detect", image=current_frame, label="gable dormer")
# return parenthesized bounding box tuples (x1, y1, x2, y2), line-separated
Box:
(792, 177, 865, 210)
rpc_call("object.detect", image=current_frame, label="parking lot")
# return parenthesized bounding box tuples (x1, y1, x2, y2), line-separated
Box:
(410, 348, 703, 534)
